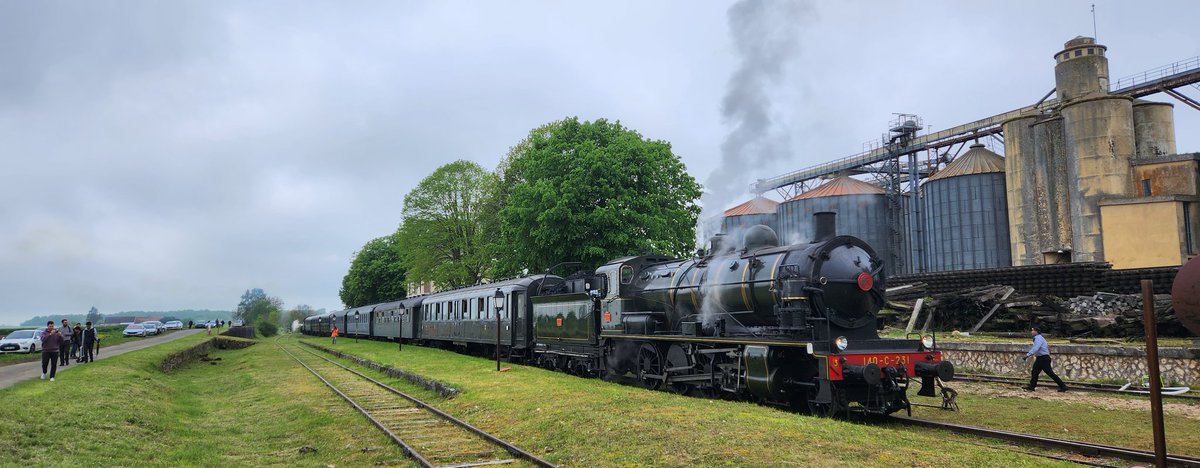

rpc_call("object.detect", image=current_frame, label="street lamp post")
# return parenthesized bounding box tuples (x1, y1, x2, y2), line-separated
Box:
(494, 289, 504, 371)
(353, 311, 360, 343)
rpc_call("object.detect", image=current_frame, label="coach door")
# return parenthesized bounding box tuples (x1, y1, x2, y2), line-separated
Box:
(510, 292, 525, 347)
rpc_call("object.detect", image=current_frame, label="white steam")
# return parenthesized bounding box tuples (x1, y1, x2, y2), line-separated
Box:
(697, 0, 812, 247)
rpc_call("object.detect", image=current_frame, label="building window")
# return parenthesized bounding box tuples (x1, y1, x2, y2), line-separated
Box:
(1088, 48, 1094, 55)
(1142, 179, 1152, 196)
(1074, 49, 1082, 57)
(1186, 202, 1195, 255)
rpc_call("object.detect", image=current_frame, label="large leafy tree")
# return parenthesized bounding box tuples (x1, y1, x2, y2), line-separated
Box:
(398, 160, 496, 288)
(235, 288, 283, 336)
(339, 233, 408, 308)
(497, 117, 702, 272)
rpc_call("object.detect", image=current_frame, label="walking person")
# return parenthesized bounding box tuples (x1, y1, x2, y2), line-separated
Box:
(331, 325, 338, 344)
(40, 321, 64, 381)
(1023, 326, 1068, 392)
(81, 322, 98, 363)
(206, 322, 212, 336)
(59, 319, 73, 367)
(72, 323, 83, 362)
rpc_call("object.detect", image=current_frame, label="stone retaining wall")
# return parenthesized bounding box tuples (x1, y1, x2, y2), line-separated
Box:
(940, 342, 1200, 385)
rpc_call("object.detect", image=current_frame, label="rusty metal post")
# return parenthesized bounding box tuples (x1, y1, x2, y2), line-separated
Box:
(1141, 279, 1167, 467)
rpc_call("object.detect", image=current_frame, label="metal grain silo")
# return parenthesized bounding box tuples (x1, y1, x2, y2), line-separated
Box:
(922, 144, 1012, 272)
(722, 196, 779, 241)
(776, 175, 894, 266)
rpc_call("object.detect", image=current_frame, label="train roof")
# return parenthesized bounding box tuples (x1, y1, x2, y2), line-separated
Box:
(372, 296, 423, 312)
(422, 274, 560, 301)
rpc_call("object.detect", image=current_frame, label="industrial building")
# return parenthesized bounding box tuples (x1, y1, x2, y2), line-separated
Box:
(737, 36, 1199, 273)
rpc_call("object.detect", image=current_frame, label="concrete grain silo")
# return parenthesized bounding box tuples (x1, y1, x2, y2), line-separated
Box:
(1132, 101, 1177, 160)
(776, 175, 895, 267)
(1055, 36, 1136, 263)
(922, 144, 1011, 271)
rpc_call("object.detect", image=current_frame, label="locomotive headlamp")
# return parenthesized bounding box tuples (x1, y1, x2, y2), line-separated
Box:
(835, 336, 848, 351)
(921, 335, 935, 349)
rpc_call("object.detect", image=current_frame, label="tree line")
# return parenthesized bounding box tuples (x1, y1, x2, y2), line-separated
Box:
(20, 307, 234, 327)
(339, 117, 703, 308)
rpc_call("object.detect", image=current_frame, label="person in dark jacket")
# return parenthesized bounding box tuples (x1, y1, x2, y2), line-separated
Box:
(59, 319, 73, 366)
(81, 322, 98, 363)
(72, 323, 83, 362)
(41, 321, 64, 381)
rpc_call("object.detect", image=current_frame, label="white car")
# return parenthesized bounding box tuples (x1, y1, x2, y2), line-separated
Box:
(123, 324, 149, 337)
(163, 321, 184, 330)
(0, 329, 43, 354)
(142, 323, 161, 335)
(142, 321, 164, 334)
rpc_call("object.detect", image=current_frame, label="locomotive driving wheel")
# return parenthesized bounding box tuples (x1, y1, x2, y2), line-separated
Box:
(665, 344, 692, 394)
(636, 343, 664, 390)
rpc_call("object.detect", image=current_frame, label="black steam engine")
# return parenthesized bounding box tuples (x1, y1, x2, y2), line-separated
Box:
(304, 212, 953, 416)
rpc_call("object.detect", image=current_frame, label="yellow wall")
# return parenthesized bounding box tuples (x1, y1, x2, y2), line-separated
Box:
(1133, 160, 1198, 197)
(1100, 201, 1185, 268)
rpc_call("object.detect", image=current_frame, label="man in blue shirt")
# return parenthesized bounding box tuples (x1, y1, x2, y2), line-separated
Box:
(1023, 326, 1067, 392)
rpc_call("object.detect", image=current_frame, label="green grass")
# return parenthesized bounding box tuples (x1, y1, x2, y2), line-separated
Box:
(297, 335, 1072, 467)
(0, 333, 416, 466)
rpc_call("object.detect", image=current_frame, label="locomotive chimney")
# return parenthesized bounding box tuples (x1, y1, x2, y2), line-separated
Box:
(813, 212, 836, 242)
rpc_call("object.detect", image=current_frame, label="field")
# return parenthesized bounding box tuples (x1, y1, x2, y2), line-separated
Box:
(292, 335, 1078, 466)
(0, 333, 410, 466)
(9, 329, 1190, 466)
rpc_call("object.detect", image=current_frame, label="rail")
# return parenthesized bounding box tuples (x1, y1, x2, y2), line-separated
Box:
(277, 339, 556, 468)
(1111, 56, 1200, 94)
(892, 417, 1200, 466)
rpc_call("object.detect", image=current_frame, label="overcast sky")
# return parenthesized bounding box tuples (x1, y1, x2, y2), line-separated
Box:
(2, 1, 1197, 324)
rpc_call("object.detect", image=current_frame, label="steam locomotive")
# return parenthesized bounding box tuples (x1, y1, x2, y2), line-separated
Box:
(304, 212, 954, 416)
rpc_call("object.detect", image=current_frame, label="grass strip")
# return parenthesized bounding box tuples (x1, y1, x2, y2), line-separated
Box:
(0, 333, 416, 466)
(299, 335, 1072, 467)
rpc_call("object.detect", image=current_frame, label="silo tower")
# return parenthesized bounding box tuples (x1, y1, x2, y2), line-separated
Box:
(1055, 36, 1136, 262)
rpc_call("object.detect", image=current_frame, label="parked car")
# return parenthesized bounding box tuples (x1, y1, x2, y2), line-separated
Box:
(231, 320, 245, 327)
(163, 321, 184, 330)
(142, 321, 164, 334)
(123, 324, 148, 337)
(0, 329, 43, 354)
(194, 321, 217, 329)
(142, 323, 161, 335)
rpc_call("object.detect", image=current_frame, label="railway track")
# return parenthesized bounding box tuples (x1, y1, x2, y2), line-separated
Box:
(891, 417, 1200, 467)
(955, 372, 1200, 401)
(277, 340, 556, 468)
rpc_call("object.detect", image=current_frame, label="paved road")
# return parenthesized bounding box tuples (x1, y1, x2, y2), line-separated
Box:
(0, 328, 204, 390)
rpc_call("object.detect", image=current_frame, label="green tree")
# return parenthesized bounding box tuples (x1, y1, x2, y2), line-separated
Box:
(235, 288, 283, 336)
(398, 160, 497, 289)
(340, 233, 407, 308)
(497, 117, 702, 271)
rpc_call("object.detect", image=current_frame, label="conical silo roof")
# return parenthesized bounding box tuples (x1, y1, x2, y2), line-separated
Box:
(788, 175, 884, 201)
(724, 196, 779, 216)
(926, 143, 1006, 182)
